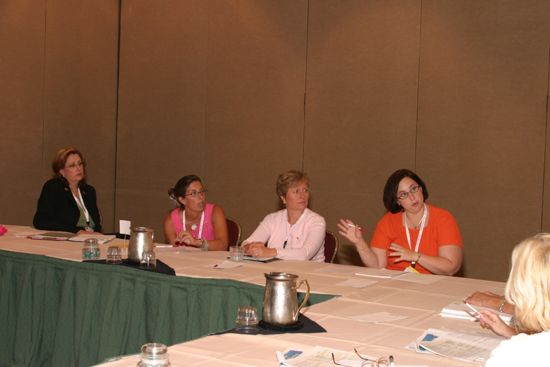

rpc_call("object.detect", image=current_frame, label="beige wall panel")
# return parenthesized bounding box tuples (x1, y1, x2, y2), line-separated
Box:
(545, 62, 550, 231)
(304, 0, 421, 264)
(116, 1, 209, 237)
(0, 1, 46, 225)
(41, 0, 119, 231)
(204, 0, 308, 238)
(417, 1, 550, 280)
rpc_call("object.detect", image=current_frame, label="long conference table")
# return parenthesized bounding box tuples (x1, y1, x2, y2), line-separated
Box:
(0, 225, 507, 367)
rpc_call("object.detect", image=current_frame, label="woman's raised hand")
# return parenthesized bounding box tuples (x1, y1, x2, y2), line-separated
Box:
(337, 219, 364, 244)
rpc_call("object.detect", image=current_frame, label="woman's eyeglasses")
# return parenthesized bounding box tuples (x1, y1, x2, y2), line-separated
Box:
(184, 189, 208, 198)
(331, 349, 394, 367)
(65, 161, 85, 170)
(396, 184, 421, 200)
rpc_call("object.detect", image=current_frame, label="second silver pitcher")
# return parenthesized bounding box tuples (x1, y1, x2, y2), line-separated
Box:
(262, 272, 310, 326)
(128, 226, 154, 263)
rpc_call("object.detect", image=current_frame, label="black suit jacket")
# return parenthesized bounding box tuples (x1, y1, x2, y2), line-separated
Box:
(33, 177, 102, 233)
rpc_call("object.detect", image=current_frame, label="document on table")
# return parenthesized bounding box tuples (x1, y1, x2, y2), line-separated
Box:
(25, 231, 115, 244)
(440, 301, 513, 324)
(279, 346, 424, 367)
(68, 234, 116, 244)
(393, 272, 442, 284)
(336, 278, 377, 288)
(350, 311, 408, 323)
(355, 268, 406, 279)
(415, 328, 503, 364)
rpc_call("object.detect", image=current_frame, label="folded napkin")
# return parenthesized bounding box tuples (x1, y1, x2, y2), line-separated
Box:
(212, 313, 326, 336)
(83, 258, 176, 276)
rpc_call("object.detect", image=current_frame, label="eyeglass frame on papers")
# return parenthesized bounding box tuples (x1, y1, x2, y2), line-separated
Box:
(396, 184, 422, 201)
(183, 189, 208, 198)
(331, 348, 395, 367)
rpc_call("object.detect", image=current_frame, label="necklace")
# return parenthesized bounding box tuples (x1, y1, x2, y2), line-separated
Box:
(182, 209, 205, 238)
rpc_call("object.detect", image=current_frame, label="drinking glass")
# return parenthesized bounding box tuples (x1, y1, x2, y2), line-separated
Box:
(235, 305, 258, 333)
(137, 342, 171, 367)
(229, 245, 243, 261)
(106, 246, 123, 264)
(82, 238, 100, 260)
(140, 250, 156, 269)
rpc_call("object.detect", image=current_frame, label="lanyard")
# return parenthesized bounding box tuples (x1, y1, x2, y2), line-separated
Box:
(404, 204, 428, 266)
(182, 209, 205, 239)
(72, 188, 90, 225)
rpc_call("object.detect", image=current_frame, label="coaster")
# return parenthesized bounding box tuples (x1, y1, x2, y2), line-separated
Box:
(259, 319, 303, 331)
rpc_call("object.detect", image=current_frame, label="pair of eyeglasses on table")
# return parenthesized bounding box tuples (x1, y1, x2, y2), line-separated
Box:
(331, 348, 395, 367)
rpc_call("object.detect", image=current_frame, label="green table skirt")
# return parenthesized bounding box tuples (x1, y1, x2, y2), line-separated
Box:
(0, 250, 333, 366)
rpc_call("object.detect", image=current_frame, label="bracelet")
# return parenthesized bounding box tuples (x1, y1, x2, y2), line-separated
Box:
(201, 239, 208, 251)
(497, 298, 506, 313)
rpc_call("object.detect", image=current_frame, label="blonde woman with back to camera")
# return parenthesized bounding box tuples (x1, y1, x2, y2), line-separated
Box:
(242, 170, 326, 261)
(478, 233, 550, 366)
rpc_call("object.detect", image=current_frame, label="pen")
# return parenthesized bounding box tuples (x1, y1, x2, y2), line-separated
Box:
(465, 302, 480, 318)
(346, 223, 363, 232)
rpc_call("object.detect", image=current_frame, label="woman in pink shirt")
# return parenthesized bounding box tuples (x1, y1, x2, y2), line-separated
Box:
(163, 174, 228, 250)
(242, 170, 326, 261)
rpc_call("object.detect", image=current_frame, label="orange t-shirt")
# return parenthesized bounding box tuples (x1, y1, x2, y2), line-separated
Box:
(370, 204, 462, 274)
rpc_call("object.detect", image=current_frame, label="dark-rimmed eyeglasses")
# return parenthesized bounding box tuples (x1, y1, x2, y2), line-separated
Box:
(184, 189, 208, 198)
(396, 184, 421, 200)
(331, 348, 394, 367)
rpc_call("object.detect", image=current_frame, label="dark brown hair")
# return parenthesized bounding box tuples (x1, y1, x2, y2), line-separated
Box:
(383, 169, 429, 213)
(168, 174, 202, 208)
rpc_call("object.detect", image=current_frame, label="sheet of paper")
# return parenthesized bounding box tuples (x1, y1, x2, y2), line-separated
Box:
(415, 328, 504, 364)
(350, 311, 408, 323)
(336, 278, 377, 288)
(209, 260, 242, 269)
(68, 234, 116, 244)
(355, 268, 406, 279)
(282, 346, 419, 367)
(119, 220, 131, 235)
(394, 272, 442, 284)
(440, 300, 513, 324)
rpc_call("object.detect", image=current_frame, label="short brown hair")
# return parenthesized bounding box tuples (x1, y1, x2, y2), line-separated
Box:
(276, 170, 309, 197)
(51, 147, 86, 182)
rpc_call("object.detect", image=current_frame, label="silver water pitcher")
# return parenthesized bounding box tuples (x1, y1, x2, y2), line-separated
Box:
(262, 272, 310, 326)
(128, 226, 154, 263)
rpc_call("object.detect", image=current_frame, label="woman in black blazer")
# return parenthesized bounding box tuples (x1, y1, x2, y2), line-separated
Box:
(33, 147, 102, 233)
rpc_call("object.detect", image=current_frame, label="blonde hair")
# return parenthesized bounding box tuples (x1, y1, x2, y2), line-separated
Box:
(505, 233, 550, 333)
(276, 170, 308, 197)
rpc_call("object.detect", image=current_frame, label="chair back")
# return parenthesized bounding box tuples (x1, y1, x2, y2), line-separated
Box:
(324, 230, 339, 263)
(226, 218, 242, 247)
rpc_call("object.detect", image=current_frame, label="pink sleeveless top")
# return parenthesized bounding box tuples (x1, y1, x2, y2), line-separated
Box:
(170, 203, 216, 240)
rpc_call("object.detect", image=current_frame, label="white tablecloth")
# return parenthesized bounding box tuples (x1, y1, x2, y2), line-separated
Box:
(0, 225, 506, 366)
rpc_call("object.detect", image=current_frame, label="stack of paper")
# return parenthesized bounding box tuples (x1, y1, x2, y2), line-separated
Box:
(441, 301, 513, 324)
(416, 328, 504, 364)
(27, 232, 115, 244)
(68, 234, 116, 244)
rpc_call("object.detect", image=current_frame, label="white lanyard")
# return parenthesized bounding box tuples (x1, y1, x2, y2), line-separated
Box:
(404, 204, 428, 264)
(182, 209, 205, 239)
(72, 188, 90, 225)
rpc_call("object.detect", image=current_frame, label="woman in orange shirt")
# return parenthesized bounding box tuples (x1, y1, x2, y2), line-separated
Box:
(338, 169, 463, 275)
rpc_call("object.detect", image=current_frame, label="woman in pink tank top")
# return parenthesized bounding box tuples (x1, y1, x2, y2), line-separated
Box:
(163, 175, 229, 250)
